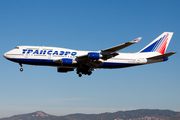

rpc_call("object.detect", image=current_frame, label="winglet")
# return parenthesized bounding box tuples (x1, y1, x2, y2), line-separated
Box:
(131, 37, 142, 43)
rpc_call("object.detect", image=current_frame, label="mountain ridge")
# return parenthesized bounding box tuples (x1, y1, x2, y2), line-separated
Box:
(1, 109, 180, 120)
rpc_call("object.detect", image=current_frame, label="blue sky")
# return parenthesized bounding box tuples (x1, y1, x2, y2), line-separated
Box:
(0, 0, 180, 118)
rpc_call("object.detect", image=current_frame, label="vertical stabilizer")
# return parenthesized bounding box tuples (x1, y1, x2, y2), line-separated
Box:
(139, 32, 173, 54)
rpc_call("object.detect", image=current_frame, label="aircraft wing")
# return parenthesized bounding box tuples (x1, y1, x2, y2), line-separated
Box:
(76, 37, 141, 68)
(101, 37, 141, 53)
(100, 37, 141, 60)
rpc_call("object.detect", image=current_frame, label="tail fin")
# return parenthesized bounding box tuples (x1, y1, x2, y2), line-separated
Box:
(139, 32, 173, 54)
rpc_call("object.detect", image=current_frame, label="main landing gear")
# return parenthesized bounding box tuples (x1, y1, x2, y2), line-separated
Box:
(78, 74, 82, 77)
(76, 69, 92, 77)
(19, 63, 23, 72)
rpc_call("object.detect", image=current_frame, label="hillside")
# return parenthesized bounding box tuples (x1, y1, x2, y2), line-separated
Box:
(0, 109, 180, 120)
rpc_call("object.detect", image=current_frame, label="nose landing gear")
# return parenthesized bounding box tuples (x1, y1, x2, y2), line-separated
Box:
(19, 63, 23, 72)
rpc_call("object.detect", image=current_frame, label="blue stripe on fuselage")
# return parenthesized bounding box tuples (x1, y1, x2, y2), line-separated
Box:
(99, 62, 139, 68)
(7, 58, 54, 66)
(7, 58, 139, 68)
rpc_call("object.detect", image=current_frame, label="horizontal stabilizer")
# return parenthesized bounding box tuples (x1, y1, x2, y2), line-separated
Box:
(147, 52, 176, 60)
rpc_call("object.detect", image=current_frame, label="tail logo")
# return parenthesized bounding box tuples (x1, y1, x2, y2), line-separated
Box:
(141, 34, 169, 54)
(156, 34, 169, 54)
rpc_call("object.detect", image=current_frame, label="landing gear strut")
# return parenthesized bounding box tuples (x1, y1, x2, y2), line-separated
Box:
(19, 63, 23, 72)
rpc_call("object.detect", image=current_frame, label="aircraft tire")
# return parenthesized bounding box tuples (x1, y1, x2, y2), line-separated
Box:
(78, 74, 82, 77)
(88, 71, 92, 76)
(20, 68, 23, 72)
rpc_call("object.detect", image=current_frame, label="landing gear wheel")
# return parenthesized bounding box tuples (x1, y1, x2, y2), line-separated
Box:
(20, 68, 23, 72)
(88, 71, 92, 76)
(78, 74, 82, 77)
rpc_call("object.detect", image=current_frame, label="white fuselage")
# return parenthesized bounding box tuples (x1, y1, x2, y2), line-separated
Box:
(3, 32, 175, 77)
(4, 46, 163, 69)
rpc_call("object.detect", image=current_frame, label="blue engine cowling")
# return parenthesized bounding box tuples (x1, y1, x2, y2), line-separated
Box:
(57, 67, 74, 73)
(61, 58, 73, 65)
(88, 52, 100, 59)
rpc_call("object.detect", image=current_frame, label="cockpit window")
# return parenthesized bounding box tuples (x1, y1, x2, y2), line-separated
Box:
(15, 47, 19, 49)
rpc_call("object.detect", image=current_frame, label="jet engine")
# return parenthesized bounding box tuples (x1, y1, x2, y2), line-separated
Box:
(88, 52, 102, 60)
(61, 58, 77, 65)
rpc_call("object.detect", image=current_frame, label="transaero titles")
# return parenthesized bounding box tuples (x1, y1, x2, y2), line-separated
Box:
(22, 49, 77, 56)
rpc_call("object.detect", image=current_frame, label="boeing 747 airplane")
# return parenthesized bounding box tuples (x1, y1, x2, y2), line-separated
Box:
(4, 32, 176, 77)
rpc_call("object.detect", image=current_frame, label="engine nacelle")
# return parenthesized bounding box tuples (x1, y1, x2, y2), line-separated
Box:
(57, 67, 74, 73)
(61, 58, 77, 65)
(88, 52, 101, 59)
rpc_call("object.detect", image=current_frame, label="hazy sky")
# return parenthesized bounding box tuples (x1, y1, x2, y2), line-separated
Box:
(0, 0, 180, 118)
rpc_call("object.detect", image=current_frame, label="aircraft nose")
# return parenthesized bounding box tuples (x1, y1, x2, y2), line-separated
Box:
(3, 51, 11, 59)
(4, 49, 16, 59)
(3, 53, 8, 59)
